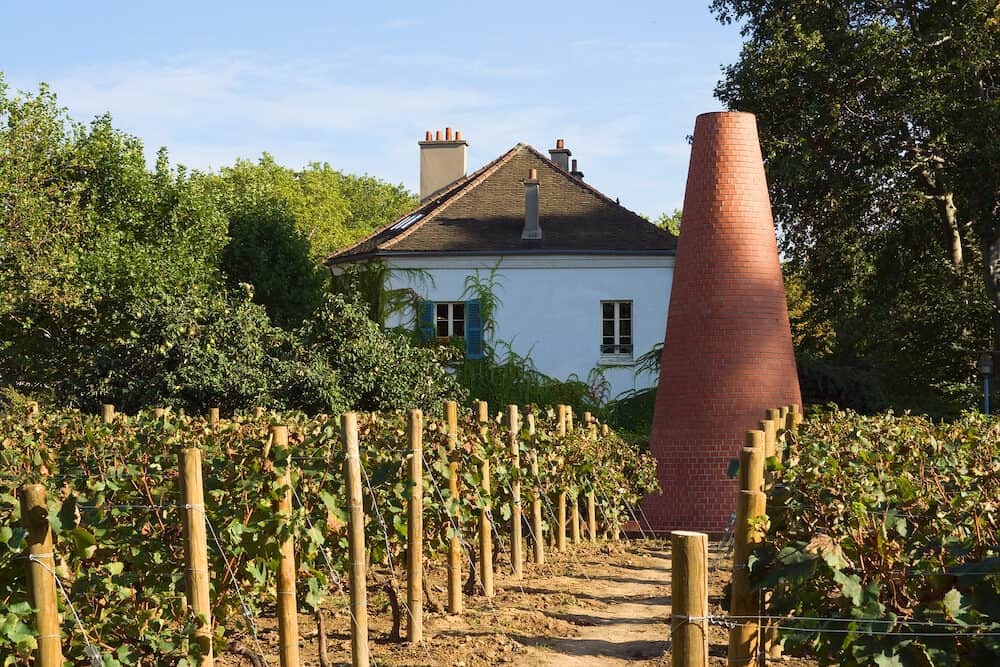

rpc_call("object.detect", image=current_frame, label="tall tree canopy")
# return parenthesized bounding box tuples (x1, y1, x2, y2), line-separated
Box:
(713, 0, 1000, 401)
(0, 75, 454, 413)
(210, 155, 415, 326)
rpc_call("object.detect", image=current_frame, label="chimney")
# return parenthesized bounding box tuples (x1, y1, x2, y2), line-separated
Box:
(570, 158, 585, 180)
(549, 138, 571, 171)
(522, 168, 541, 239)
(419, 128, 468, 200)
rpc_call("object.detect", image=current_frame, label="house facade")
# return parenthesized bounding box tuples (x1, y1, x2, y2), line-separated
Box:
(327, 129, 677, 399)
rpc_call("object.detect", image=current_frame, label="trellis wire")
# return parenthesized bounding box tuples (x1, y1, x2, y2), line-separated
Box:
(195, 505, 268, 663)
(28, 553, 104, 667)
(358, 460, 435, 662)
(289, 482, 380, 667)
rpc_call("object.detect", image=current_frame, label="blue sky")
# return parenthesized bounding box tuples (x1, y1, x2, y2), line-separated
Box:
(3, 1, 744, 217)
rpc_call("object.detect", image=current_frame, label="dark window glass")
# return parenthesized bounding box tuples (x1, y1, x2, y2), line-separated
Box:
(602, 302, 614, 319)
(620, 302, 631, 319)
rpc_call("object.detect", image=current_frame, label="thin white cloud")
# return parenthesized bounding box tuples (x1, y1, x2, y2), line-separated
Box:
(20, 50, 695, 212)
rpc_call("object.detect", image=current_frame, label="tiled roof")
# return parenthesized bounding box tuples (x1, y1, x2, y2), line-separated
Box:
(326, 143, 677, 264)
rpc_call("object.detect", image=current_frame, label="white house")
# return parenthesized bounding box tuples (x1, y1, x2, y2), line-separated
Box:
(327, 129, 676, 399)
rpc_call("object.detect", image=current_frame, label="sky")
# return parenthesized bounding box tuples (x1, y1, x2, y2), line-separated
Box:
(2, 1, 744, 218)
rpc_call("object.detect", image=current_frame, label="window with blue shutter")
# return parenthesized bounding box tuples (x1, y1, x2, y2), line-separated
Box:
(417, 300, 435, 342)
(465, 299, 484, 359)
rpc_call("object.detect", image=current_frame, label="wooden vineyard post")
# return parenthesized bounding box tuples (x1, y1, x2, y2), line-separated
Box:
(207, 407, 220, 425)
(153, 407, 165, 419)
(26, 401, 39, 419)
(477, 401, 494, 597)
(565, 406, 581, 546)
(407, 409, 424, 643)
(760, 418, 777, 485)
(272, 425, 300, 666)
(101, 403, 115, 424)
(254, 406, 265, 418)
(785, 405, 799, 455)
(556, 405, 568, 552)
(20, 485, 63, 667)
(740, 431, 765, 494)
(445, 400, 462, 614)
(178, 448, 214, 666)
(587, 423, 597, 542)
(527, 413, 544, 566)
(790, 403, 803, 428)
(507, 404, 523, 579)
(728, 490, 767, 666)
(343, 413, 370, 667)
(671, 530, 708, 667)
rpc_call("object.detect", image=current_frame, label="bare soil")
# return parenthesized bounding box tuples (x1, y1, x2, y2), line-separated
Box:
(217, 539, 819, 666)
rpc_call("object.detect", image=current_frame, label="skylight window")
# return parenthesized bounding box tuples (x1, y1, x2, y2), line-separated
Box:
(389, 213, 423, 231)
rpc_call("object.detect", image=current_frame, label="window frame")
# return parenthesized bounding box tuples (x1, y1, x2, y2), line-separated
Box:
(435, 301, 467, 340)
(600, 299, 635, 365)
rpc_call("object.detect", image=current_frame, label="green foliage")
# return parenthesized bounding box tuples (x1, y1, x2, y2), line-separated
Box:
(301, 294, 466, 412)
(76, 286, 346, 415)
(328, 261, 432, 328)
(212, 156, 326, 327)
(753, 410, 1000, 664)
(454, 343, 597, 414)
(712, 1, 998, 409)
(0, 79, 227, 397)
(0, 75, 438, 415)
(0, 404, 657, 664)
(653, 209, 681, 236)
(209, 157, 415, 326)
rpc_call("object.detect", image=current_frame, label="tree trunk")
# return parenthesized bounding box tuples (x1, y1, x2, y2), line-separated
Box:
(938, 189, 964, 270)
(919, 166, 965, 272)
(982, 236, 1000, 350)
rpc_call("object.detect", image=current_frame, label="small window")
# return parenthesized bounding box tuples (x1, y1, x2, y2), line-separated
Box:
(435, 302, 466, 338)
(600, 300, 633, 360)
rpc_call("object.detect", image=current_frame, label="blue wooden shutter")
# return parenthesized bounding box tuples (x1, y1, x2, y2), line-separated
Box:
(465, 299, 484, 359)
(417, 300, 435, 342)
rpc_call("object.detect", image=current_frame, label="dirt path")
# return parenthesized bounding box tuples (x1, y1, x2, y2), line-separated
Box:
(513, 544, 673, 666)
(218, 540, 818, 666)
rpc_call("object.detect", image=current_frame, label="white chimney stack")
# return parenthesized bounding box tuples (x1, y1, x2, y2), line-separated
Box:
(419, 127, 467, 200)
(549, 138, 571, 171)
(522, 168, 541, 240)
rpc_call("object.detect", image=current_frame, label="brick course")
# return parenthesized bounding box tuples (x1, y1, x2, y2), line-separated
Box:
(646, 112, 801, 533)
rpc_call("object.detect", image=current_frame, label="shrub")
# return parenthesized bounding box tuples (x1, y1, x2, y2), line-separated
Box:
(301, 294, 467, 412)
(76, 286, 345, 414)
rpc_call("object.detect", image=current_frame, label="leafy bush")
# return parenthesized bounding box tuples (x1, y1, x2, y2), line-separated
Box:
(77, 286, 345, 415)
(752, 410, 1000, 665)
(302, 294, 466, 412)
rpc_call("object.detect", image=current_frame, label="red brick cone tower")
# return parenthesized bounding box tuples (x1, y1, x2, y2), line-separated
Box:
(646, 112, 801, 533)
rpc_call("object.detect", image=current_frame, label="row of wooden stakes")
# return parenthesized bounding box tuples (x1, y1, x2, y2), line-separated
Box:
(671, 404, 803, 667)
(20, 399, 620, 667)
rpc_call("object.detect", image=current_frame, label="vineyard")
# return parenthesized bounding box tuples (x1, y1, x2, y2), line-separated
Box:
(0, 399, 657, 665)
(748, 410, 1000, 665)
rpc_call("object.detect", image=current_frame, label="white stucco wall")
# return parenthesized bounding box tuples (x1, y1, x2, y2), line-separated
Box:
(380, 255, 674, 400)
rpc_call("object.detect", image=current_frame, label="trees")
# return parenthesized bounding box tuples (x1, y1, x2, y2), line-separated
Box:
(712, 1, 999, 402)
(0, 75, 447, 414)
(210, 156, 416, 327)
(0, 78, 228, 396)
